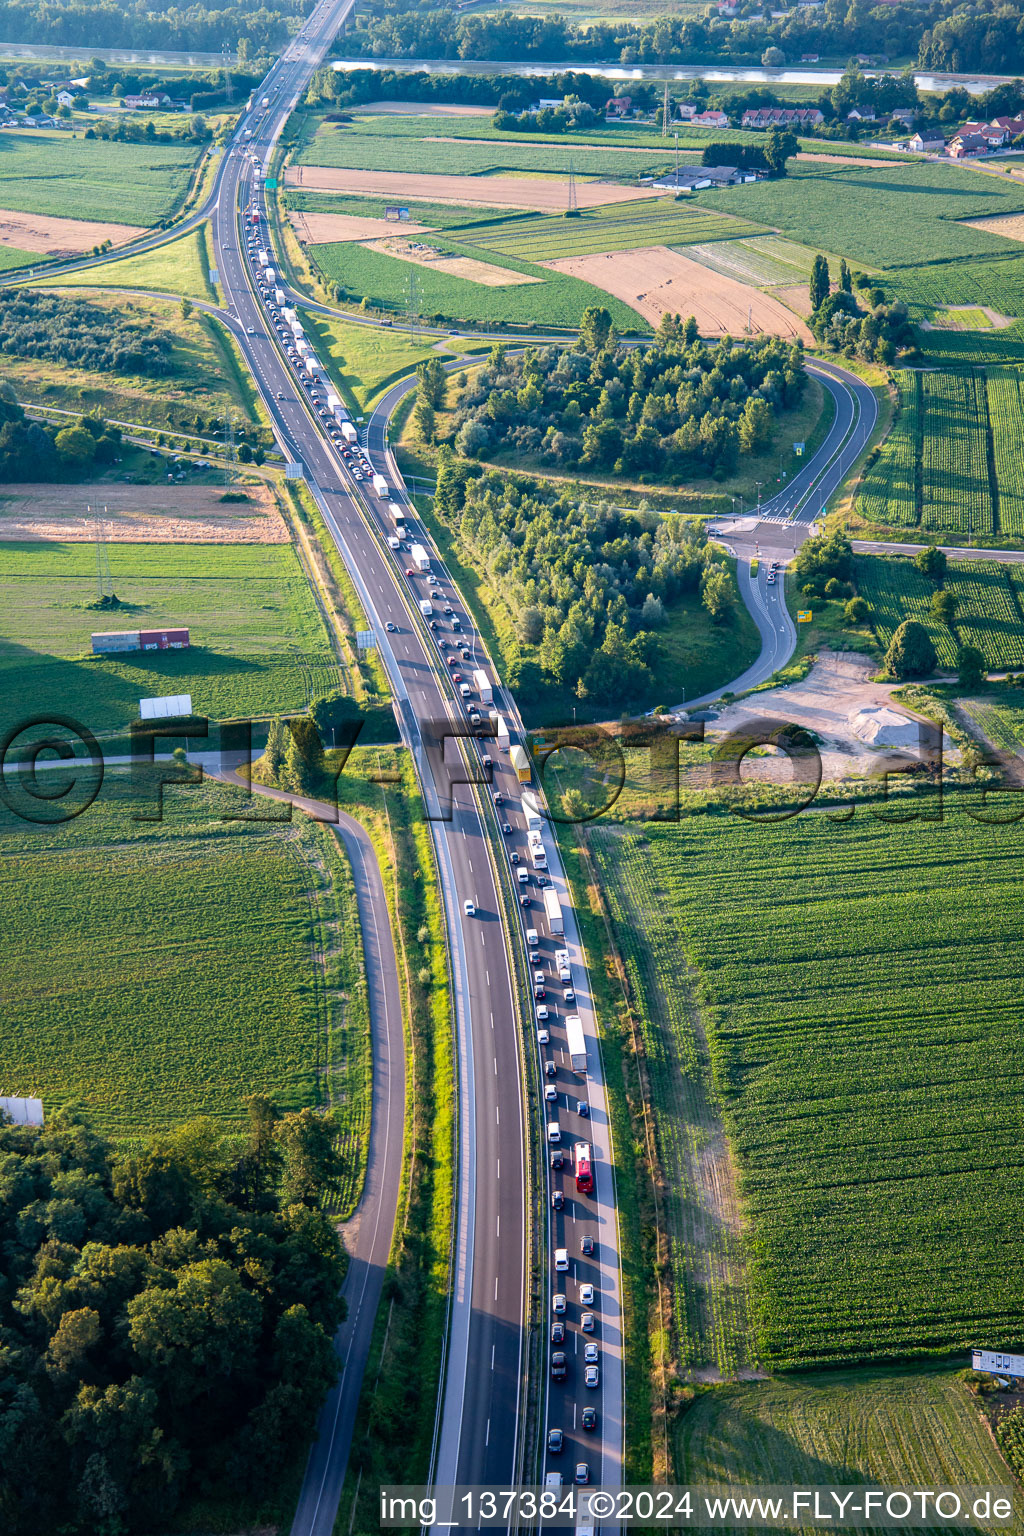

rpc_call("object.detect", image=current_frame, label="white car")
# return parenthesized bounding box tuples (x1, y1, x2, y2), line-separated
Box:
(555, 1247, 569, 1272)
(544, 1084, 557, 1102)
(581, 1311, 595, 1333)
(464, 899, 476, 917)
(537, 1027, 550, 1045)
(585, 1365, 599, 1389)
(584, 1341, 598, 1364)
(537, 1004, 550, 1022)
(553, 1293, 566, 1315)
(579, 1283, 594, 1306)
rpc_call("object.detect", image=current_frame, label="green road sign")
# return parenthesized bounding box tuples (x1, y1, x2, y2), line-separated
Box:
(264, 177, 278, 189)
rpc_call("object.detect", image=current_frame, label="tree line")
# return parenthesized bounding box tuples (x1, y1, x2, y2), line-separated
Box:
(0, 291, 176, 378)
(807, 261, 918, 365)
(445, 315, 805, 483)
(332, 0, 1024, 79)
(433, 450, 740, 706)
(0, 1099, 346, 1534)
(0, 0, 304, 55)
(0, 390, 123, 481)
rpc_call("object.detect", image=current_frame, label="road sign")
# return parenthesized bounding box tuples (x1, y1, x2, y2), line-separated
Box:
(285, 461, 304, 480)
(264, 177, 277, 189)
(357, 630, 376, 651)
(797, 610, 813, 623)
(794, 441, 805, 456)
(209, 266, 218, 284)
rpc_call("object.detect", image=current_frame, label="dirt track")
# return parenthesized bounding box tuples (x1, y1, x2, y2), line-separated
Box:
(0, 207, 146, 256)
(286, 165, 664, 212)
(289, 210, 434, 244)
(0, 482, 289, 543)
(543, 245, 814, 340)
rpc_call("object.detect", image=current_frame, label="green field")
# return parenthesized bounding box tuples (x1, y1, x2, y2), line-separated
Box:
(894, 255, 1024, 319)
(958, 686, 1024, 753)
(696, 161, 1024, 269)
(285, 187, 504, 225)
(917, 324, 1024, 367)
(309, 238, 646, 331)
(35, 226, 215, 302)
(677, 1368, 1019, 1532)
(585, 813, 1024, 1369)
(0, 242, 43, 271)
(449, 199, 764, 261)
(0, 774, 369, 1167)
(857, 372, 919, 528)
(304, 311, 460, 411)
(680, 232, 818, 288)
(856, 552, 1024, 669)
(0, 542, 339, 734)
(0, 128, 202, 224)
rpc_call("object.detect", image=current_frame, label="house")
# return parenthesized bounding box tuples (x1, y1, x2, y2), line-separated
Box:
(56, 89, 85, 109)
(948, 131, 990, 158)
(847, 106, 876, 122)
(122, 91, 172, 110)
(690, 108, 730, 128)
(677, 101, 698, 119)
(741, 106, 823, 128)
(717, 0, 738, 13)
(605, 95, 633, 117)
(801, 52, 820, 61)
(908, 130, 946, 152)
(890, 107, 916, 125)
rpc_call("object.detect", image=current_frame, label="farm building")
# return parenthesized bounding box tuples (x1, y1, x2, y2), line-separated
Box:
(91, 628, 190, 654)
(653, 164, 758, 190)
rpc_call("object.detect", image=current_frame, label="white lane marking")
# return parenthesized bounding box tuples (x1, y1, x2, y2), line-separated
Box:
(494, 1276, 498, 1301)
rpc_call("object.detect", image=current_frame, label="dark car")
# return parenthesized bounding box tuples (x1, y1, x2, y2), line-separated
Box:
(502, 822, 512, 836)
(545, 1060, 556, 1078)
(577, 1100, 589, 1118)
(581, 1407, 597, 1431)
(534, 985, 546, 1001)
(551, 1321, 564, 1345)
(581, 1234, 594, 1257)
(537, 874, 550, 888)
(430, 620, 439, 630)
(548, 1427, 564, 1452)
(551, 1351, 567, 1381)
(552, 1189, 564, 1212)
(461, 647, 471, 660)
(511, 852, 520, 865)
(444, 605, 453, 616)
(550, 1148, 564, 1171)
(520, 894, 530, 907)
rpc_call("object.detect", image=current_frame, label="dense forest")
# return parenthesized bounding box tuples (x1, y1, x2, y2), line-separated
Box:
(435, 451, 737, 705)
(0, 0, 307, 55)
(0, 391, 123, 481)
(0, 292, 175, 378)
(338, 0, 1024, 77)
(447, 320, 806, 482)
(0, 1101, 345, 1535)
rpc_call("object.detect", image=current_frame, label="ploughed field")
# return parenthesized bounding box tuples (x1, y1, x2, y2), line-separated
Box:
(586, 815, 1024, 1369)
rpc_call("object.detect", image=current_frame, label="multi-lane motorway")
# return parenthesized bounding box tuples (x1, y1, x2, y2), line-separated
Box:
(207, 10, 625, 1527)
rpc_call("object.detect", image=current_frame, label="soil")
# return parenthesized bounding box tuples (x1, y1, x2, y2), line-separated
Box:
(286, 164, 665, 212)
(542, 244, 814, 340)
(354, 101, 493, 117)
(0, 207, 146, 256)
(289, 210, 435, 244)
(0, 481, 289, 543)
(964, 211, 1024, 241)
(359, 236, 541, 286)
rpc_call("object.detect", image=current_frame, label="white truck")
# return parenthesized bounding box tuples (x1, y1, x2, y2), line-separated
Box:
(304, 355, 318, 377)
(529, 837, 548, 870)
(411, 542, 430, 573)
(282, 306, 296, 324)
(472, 668, 493, 704)
(326, 390, 341, 414)
(258, 249, 268, 266)
(543, 887, 564, 936)
(388, 535, 401, 550)
(341, 421, 357, 444)
(554, 949, 572, 983)
(565, 1014, 587, 1074)
(372, 472, 389, 498)
(274, 286, 285, 305)
(296, 338, 310, 358)
(265, 267, 276, 285)
(495, 714, 510, 751)
(290, 318, 303, 338)
(419, 598, 433, 617)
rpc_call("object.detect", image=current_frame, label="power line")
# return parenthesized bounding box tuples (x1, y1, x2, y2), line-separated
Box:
(567, 158, 577, 215)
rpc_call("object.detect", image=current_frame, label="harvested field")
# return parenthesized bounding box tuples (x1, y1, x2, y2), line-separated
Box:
(0, 206, 146, 256)
(355, 101, 492, 116)
(773, 282, 815, 317)
(543, 245, 814, 340)
(964, 211, 1024, 241)
(286, 164, 664, 212)
(361, 237, 540, 286)
(0, 482, 289, 543)
(796, 151, 910, 167)
(289, 209, 433, 244)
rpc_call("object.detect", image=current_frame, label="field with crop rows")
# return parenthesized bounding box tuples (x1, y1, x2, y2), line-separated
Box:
(894, 255, 1024, 318)
(594, 815, 1024, 1369)
(856, 553, 1024, 669)
(677, 1367, 1017, 1525)
(857, 371, 919, 527)
(958, 689, 1024, 755)
(679, 233, 815, 288)
(0, 775, 369, 1172)
(0, 542, 339, 733)
(918, 325, 1024, 367)
(285, 188, 494, 226)
(696, 161, 1024, 268)
(0, 129, 201, 224)
(309, 238, 645, 330)
(586, 826, 754, 1374)
(987, 367, 1024, 535)
(918, 371, 994, 536)
(452, 199, 763, 261)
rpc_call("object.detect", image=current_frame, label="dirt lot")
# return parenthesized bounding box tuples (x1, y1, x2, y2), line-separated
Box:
(0, 482, 289, 543)
(0, 207, 146, 256)
(286, 165, 665, 212)
(289, 210, 434, 244)
(965, 211, 1024, 241)
(360, 236, 541, 286)
(543, 244, 814, 340)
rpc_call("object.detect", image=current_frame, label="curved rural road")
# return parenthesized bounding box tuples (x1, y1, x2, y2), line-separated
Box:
(209, 765, 406, 1535)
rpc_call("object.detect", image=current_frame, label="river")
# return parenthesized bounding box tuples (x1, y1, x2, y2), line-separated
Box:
(331, 55, 1017, 96)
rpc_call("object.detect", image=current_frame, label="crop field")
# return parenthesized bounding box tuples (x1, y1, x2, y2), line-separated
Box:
(309, 237, 645, 330)
(589, 815, 1024, 1369)
(285, 187, 492, 226)
(680, 233, 817, 288)
(448, 199, 764, 261)
(677, 1367, 1018, 1528)
(857, 370, 918, 527)
(986, 367, 1024, 535)
(0, 242, 39, 270)
(37, 226, 215, 302)
(856, 553, 1024, 669)
(894, 255, 1024, 318)
(0, 129, 201, 224)
(0, 774, 369, 1176)
(958, 688, 1024, 755)
(919, 371, 993, 536)
(918, 325, 1024, 367)
(696, 161, 1024, 269)
(0, 542, 339, 734)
